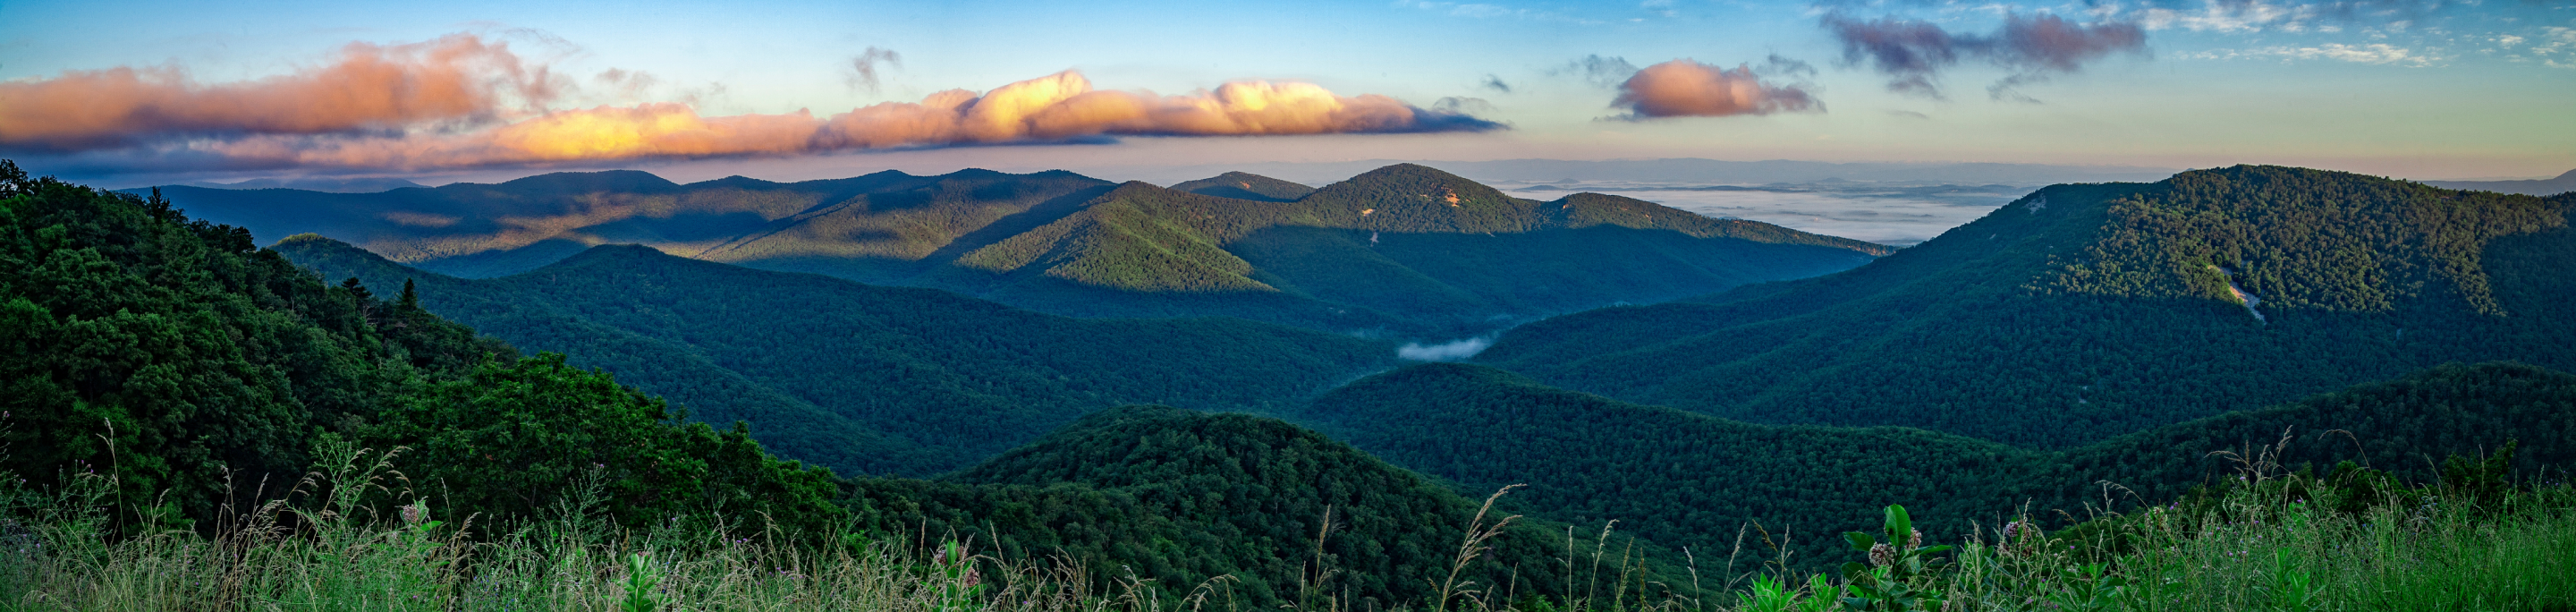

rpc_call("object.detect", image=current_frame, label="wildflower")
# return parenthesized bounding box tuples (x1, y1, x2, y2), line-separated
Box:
(1868, 543, 1895, 567)
(401, 502, 427, 526)
(1906, 529, 1922, 550)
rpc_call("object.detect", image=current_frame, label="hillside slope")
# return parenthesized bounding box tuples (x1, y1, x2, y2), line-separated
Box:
(1479, 166, 2576, 446)
(1296, 361, 2576, 570)
(277, 236, 1396, 476)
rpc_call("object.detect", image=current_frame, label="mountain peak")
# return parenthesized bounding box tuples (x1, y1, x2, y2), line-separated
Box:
(1304, 163, 1539, 233)
(1169, 171, 1316, 202)
(473, 170, 681, 196)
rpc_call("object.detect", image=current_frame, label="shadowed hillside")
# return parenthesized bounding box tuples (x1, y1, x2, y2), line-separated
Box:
(1296, 360, 2576, 571)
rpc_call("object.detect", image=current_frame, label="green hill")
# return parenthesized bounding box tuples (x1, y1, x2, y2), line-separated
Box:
(1169, 171, 1317, 201)
(1296, 360, 2576, 570)
(151, 164, 1885, 336)
(841, 404, 1587, 610)
(275, 235, 1396, 477)
(1478, 166, 2576, 446)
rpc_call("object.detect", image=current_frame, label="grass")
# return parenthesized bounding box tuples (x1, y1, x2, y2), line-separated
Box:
(4, 441, 2572, 611)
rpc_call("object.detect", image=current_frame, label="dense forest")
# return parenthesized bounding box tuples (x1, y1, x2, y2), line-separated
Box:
(0, 161, 843, 531)
(277, 235, 1395, 477)
(151, 164, 1886, 336)
(1296, 360, 2576, 571)
(1478, 166, 2576, 447)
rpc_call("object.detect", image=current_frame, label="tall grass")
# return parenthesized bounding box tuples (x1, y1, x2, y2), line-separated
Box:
(4, 439, 2571, 611)
(0, 442, 1225, 612)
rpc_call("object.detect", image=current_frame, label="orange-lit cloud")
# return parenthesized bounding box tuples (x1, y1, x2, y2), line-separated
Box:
(2, 37, 1498, 172)
(0, 34, 560, 151)
(1612, 59, 1819, 119)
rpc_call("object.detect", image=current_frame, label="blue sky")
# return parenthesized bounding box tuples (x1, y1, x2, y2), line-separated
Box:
(2, 0, 2570, 183)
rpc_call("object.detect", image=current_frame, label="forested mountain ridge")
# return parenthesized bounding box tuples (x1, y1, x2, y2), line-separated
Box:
(143, 168, 1117, 278)
(1296, 360, 2576, 572)
(150, 164, 1886, 335)
(1477, 166, 2576, 447)
(917, 164, 1885, 332)
(276, 234, 1398, 477)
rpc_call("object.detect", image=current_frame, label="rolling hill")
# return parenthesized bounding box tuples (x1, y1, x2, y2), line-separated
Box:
(276, 235, 1396, 477)
(1294, 360, 2576, 571)
(1476, 166, 2576, 447)
(151, 164, 1887, 336)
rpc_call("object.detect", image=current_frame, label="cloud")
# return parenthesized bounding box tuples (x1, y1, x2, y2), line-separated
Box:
(1432, 97, 1496, 115)
(1758, 54, 1820, 78)
(1480, 74, 1513, 93)
(592, 68, 660, 102)
(3, 37, 1502, 173)
(0, 33, 563, 152)
(1822, 13, 2148, 99)
(1556, 55, 1641, 87)
(2184, 42, 2439, 65)
(1610, 59, 1821, 118)
(844, 47, 902, 92)
(2130, 0, 2456, 33)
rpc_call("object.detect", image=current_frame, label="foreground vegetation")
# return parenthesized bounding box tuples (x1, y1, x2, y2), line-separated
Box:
(4, 433, 2569, 611)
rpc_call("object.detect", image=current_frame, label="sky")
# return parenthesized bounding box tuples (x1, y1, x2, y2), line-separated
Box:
(2, 0, 2571, 187)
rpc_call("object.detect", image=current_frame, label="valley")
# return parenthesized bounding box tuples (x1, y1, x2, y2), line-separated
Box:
(9, 160, 2574, 610)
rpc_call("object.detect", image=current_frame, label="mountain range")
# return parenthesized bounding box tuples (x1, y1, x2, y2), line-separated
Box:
(14, 157, 2576, 607)
(150, 164, 1888, 336)
(2426, 169, 2576, 196)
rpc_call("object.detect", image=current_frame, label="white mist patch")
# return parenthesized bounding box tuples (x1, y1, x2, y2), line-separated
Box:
(1397, 336, 1495, 361)
(1500, 183, 2022, 245)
